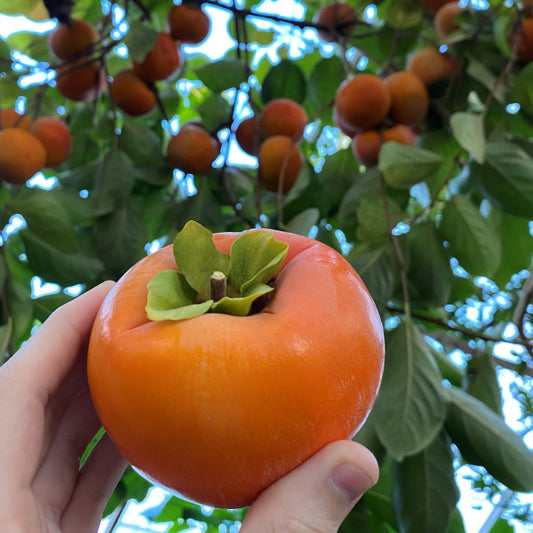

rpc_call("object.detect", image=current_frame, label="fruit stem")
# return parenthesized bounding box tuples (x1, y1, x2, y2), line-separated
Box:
(210, 271, 227, 302)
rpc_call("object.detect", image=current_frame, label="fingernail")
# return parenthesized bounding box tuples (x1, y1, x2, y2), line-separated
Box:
(331, 462, 376, 503)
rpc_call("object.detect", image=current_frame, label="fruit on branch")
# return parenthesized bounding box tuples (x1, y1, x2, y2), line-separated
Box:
(167, 122, 219, 174)
(406, 47, 459, 85)
(352, 125, 416, 167)
(313, 2, 357, 42)
(110, 68, 157, 116)
(48, 18, 100, 61)
(434, 1, 462, 38)
(0, 128, 46, 184)
(168, 3, 211, 45)
(29, 117, 72, 168)
(420, 0, 457, 14)
(333, 108, 359, 137)
(334, 74, 391, 131)
(55, 59, 106, 101)
(0, 109, 31, 130)
(235, 115, 260, 156)
(513, 18, 533, 64)
(258, 98, 308, 141)
(258, 135, 302, 193)
(87, 221, 385, 508)
(385, 71, 429, 126)
(133, 32, 182, 82)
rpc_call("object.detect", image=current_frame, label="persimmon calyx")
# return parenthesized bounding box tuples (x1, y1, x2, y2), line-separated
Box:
(145, 220, 288, 321)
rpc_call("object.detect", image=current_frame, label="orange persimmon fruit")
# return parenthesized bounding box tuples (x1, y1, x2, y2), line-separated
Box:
(29, 116, 73, 168)
(87, 225, 385, 509)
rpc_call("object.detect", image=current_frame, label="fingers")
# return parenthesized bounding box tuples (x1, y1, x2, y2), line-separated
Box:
(241, 440, 378, 533)
(61, 433, 128, 533)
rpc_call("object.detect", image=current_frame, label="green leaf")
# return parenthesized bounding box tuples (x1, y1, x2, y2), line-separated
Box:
(356, 193, 404, 244)
(124, 20, 159, 62)
(146, 270, 213, 321)
(212, 283, 273, 316)
(450, 112, 485, 163)
(197, 93, 232, 132)
(93, 146, 137, 217)
(120, 122, 163, 166)
(309, 56, 345, 110)
(512, 62, 533, 114)
(374, 320, 447, 461)
(33, 292, 73, 323)
(466, 352, 503, 415)
(8, 189, 78, 254)
(392, 432, 459, 533)
(195, 58, 248, 92)
(379, 143, 443, 188)
(5, 277, 33, 350)
(472, 142, 533, 218)
(445, 387, 533, 492)
(386, 0, 423, 28)
(173, 221, 230, 300)
(261, 59, 306, 104)
(466, 59, 505, 104)
(285, 208, 320, 236)
(439, 195, 501, 277)
(321, 147, 362, 209)
(228, 229, 288, 294)
(0, 320, 12, 360)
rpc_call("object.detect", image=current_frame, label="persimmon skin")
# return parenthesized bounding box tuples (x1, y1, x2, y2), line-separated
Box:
(385, 71, 429, 126)
(29, 117, 73, 168)
(87, 229, 384, 509)
(133, 32, 182, 83)
(0, 109, 31, 130)
(168, 3, 211, 44)
(313, 2, 357, 42)
(235, 116, 260, 156)
(406, 47, 458, 85)
(48, 19, 99, 61)
(0, 128, 46, 184)
(420, 0, 456, 14)
(258, 98, 308, 141)
(514, 18, 533, 64)
(434, 2, 462, 38)
(258, 135, 302, 192)
(55, 59, 106, 101)
(110, 68, 157, 116)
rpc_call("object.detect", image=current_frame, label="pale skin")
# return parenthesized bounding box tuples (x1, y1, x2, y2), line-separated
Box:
(0, 281, 379, 533)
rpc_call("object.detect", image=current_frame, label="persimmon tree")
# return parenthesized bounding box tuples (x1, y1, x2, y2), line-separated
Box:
(1, 0, 533, 531)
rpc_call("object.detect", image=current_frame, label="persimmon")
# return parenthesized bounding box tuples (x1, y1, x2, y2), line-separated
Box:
(0, 109, 31, 130)
(168, 3, 211, 45)
(334, 74, 391, 131)
(385, 71, 429, 126)
(434, 2, 462, 38)
(258, 98, 308, 141)
(29, 117, 72, 168)
(55, 59, 106, 101)
(420, 0, 456, 14)
(88, 221, 385, 509)
(513, 18, 533, 64)
(0, 128, 46, 184)
(235, 115, 261, 156)
(406, 47, 458, 85)
(333, 108, 359, 137)
(167, 123, 219, 174)
(352, 125, 416, 167)
(48, 18, 100, 61)
(258, 135, 302, 193)
(313, 2, 357, 42)
(110, 68, 157, 116)
(133, 32, 182, 83)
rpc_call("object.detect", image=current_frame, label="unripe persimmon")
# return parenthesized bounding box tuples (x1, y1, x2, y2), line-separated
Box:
(334, 74, 391, 131)
(420, 0, 456, 14)
(55, 59, 106, 101)
(313, 2, 357, 42)
(513, 18, 533, 64)
(110, 69, 157, 116)
(0, 109, 31, 130)
(133, 32, 182, 83)
(0, 128, 46, 184)
(406, 48, 458, 85)
(258, 135, 302, 193)
(235, 116, 261, 156)
(167, 123, 219, 175)
(385, 71, 429, 126)
(434, 2, 462, 38)
(168, 3, 211, 45)
(48, 19, 100, 61)
(29, 117, 72, 168)
(258, 98, 308, 141)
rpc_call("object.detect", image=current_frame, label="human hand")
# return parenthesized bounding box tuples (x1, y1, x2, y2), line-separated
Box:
(0, 281, 127, 533)
(241, 439, 378, 532)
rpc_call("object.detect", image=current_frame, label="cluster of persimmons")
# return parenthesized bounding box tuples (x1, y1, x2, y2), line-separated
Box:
(0, 109, 72, 184)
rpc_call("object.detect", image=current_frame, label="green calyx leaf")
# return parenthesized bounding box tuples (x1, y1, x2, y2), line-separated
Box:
(146, 221, 288, 322)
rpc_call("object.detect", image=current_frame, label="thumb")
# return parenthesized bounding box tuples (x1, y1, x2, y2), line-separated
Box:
(241, 440, 379, 533)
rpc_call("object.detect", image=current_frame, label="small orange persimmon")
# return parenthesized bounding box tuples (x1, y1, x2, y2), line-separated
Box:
(55, 59, 106, 101)
(434, 2, 462, 38)
(235, 116, 261, 156)
(313, 2, 357, 42)
(334, 74, 391, 131)
(258, 98, 308, 141)
(29, 117, 73, 168)
(258, 135, 302, 193)
(406, 47, 459, 85)
(0, 128, 46, 184)
(133, 32, 182, 83)
(110, 69, 157, 116)
(513, 18, 533, 64)
(420, 0, 456, 14)
(385, 71, 429, 126)
(0, 109, 31, 130)
(48, 18, 100, 61)
(167, 123, 219, 174)
(168, 3, 211, 44)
